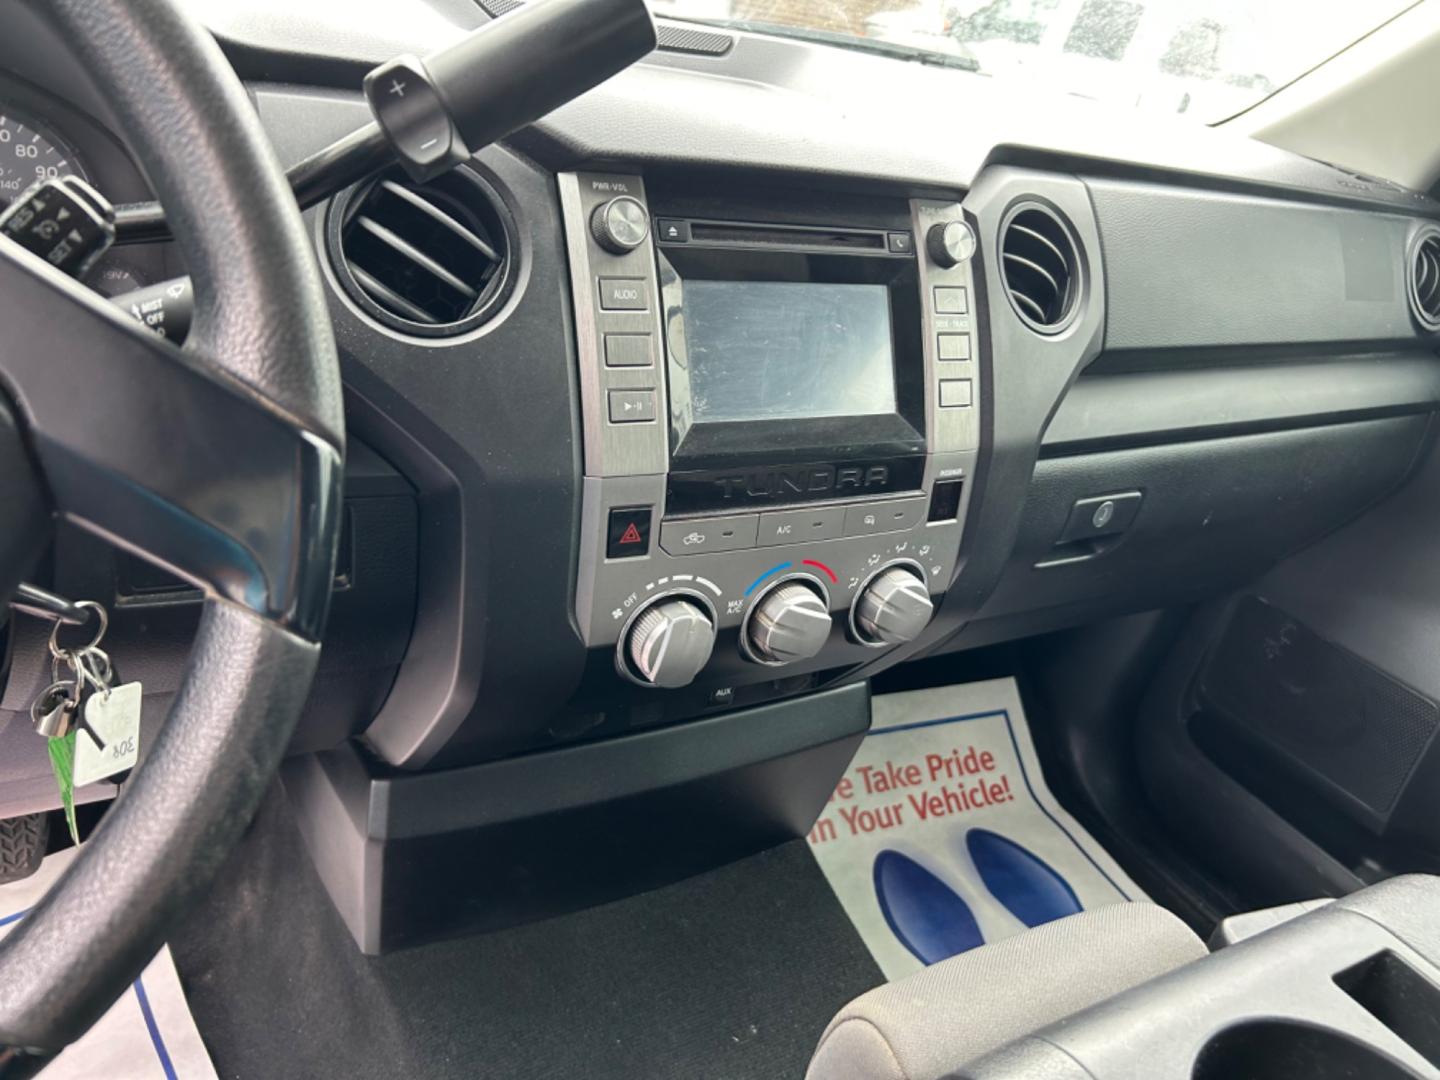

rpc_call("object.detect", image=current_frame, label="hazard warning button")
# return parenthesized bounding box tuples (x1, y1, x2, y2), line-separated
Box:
(607, 507, 652, 559)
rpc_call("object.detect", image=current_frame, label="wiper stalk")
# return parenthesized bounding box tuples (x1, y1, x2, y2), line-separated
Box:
(658, 14, 980, 72)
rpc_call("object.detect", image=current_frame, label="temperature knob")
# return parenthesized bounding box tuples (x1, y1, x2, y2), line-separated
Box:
(853, 565, 934, 646)
(621, 596, 715, 688)
(743, 581, 833, 665)
(591, 195, 650, 254)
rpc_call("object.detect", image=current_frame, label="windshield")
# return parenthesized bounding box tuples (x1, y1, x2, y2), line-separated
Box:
(649, 0, 1419, 123)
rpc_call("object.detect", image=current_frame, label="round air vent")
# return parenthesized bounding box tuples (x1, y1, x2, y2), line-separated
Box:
(327, 166, 516, 336)
(1407, 226, 1440, 332)
(1000, 204, 1080, 333)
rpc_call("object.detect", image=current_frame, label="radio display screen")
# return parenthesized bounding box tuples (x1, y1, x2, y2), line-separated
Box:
(681, 280, 897, 423)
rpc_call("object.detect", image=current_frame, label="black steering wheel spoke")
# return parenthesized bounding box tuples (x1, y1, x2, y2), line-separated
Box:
(0, 237, 342, 640)
(0, 0, 344, 1062)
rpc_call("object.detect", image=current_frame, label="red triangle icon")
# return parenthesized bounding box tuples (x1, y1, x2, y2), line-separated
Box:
(619, 522, 643, 545)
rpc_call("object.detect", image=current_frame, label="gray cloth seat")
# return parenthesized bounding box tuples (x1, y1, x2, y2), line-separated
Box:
(806, 903, 1208, 1080)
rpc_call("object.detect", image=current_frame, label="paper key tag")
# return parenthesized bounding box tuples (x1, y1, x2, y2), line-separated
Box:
(74, 682, 142, 788)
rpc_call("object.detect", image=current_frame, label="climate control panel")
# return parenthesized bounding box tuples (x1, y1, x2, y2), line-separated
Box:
(608, 553, 942, 688)
(587, 487, 968, 686)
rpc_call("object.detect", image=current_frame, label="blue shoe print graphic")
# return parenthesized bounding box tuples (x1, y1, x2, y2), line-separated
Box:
(873, 849, 985, 965)
(966, 828, 1082, 928)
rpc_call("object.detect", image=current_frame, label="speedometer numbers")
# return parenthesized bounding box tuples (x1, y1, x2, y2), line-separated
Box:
(0, 113, 82, 210)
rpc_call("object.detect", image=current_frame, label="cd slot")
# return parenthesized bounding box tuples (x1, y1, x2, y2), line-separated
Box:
(685, 220, 887, 252)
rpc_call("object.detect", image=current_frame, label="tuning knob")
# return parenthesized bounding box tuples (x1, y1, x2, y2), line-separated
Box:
(620, 596, 715, 688)
(853, 565, 934, 646)
(743, 581, 833, 665)
(591, 195, 650, 254)
(927, 220, 976, 268)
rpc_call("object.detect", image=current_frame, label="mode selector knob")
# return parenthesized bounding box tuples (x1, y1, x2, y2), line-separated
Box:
(853, 566, 934, 646)
(744, 581, 833, 665)
(591, 195, 650, 254)
(621, 597, 715, 688)
(927, 220, 976, 268)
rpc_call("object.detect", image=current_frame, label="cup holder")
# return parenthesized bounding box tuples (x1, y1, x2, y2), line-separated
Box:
(1192, 1020, 1424, 1080)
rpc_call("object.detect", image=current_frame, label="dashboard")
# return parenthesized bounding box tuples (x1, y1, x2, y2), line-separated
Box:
(3, 0, 1439, 950)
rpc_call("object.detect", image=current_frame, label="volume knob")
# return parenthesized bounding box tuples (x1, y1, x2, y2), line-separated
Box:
(853, 566, 933, 646)
(591, 195, 650, 254)
(744, 581, 833, 665)
(621, 597, 715, 688)
(927, 220, 976, 268)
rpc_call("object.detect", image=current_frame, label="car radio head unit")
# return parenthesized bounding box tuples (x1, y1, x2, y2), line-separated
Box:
(657, 220, 927, 513)
(560, 172, 980, 696)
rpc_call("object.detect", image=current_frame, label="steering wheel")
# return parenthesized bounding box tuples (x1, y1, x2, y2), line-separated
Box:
(0, 0, 342, 1070)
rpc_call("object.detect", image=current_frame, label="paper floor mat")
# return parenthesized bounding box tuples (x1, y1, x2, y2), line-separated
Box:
(0, 845, 218, 1079)
(808, 677, 1147, 981)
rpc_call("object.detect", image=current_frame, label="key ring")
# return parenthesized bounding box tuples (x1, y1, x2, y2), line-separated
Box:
(29, 680, 79, 728)
(48, 600, 107, 661)
(82, 650, 113, 699)
(51, 646, 112, 700)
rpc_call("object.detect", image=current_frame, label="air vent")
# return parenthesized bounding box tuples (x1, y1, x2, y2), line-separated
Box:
(1408, 227, 1440, 332)
(328, 167, 515, 336)
(1000, 204, 1080, 333)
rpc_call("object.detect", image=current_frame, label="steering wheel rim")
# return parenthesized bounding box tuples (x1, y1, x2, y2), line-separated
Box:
(0, 0, 342, 1067)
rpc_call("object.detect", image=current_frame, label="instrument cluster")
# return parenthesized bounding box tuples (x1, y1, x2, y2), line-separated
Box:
(0, 83, 175, 301)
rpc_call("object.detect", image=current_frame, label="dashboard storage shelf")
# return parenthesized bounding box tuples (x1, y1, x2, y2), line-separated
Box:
(283, 682, 871, 953)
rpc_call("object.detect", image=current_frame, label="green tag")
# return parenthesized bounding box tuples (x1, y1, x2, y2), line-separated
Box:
(47, 732, 80, 846)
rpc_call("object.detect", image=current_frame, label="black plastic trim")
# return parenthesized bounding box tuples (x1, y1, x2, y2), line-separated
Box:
(284, 681, 871, 952)
(1043, 357, 1440, 456)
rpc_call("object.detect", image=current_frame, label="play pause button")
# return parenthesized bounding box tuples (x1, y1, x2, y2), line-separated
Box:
(608, 389, 656, 423)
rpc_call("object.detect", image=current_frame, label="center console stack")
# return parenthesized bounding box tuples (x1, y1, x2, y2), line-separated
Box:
(285, 177, 988, 954)
(560, 172, 981, 703)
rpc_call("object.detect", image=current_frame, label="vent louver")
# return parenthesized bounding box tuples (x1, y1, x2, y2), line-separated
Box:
(1000, 205, 1079, 333)
(330, 168, 513, 336)
(1408, 228, 1440, 331)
